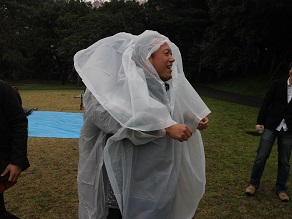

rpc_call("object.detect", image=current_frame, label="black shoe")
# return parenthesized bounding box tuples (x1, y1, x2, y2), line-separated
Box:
(0, 211, 20, 219)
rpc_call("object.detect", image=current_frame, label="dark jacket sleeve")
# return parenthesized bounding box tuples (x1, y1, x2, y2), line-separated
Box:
(0, 80, 30, 171)
(257, 82, 275, 125)
(257, 78, 291, 130)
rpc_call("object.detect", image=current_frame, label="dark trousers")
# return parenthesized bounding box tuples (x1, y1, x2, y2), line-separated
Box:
(0, 193, 6, 215)
(107, 208, 122, 219)
(249, 129, 292, 192)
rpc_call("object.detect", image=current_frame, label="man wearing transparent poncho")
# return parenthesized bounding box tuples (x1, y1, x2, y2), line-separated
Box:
(74, 30, 211, 219)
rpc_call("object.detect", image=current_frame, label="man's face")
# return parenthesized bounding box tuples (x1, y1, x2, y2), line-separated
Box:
(148, 43, 175, 81)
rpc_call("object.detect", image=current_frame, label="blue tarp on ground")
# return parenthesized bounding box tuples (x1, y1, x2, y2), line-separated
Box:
(28, 111, 83, 138)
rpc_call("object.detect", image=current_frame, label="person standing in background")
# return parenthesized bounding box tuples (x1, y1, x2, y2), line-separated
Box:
(0, 80, 30, 219)
(245, 62, 292, 202)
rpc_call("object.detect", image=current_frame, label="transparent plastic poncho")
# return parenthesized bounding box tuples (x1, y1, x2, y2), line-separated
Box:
(74, 30, 211, 219)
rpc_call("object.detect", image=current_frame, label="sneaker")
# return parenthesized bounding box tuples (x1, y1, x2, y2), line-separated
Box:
(245, 184, 257, 195)
(277, 192, 289, 202)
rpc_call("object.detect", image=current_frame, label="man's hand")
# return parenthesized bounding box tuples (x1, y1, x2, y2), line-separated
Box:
(165, 124, 192, 142)
(255, 124, 264, 133)
(197, 117, 209, 130)
(1, 164, 22, 182)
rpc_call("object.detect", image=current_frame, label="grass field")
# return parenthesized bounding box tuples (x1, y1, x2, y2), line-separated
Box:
(4, 81, 292, 218)
(5, 87, 82, 219)
(195, 98, 292, 218)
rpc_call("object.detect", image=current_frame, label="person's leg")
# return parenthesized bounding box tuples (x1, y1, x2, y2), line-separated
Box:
(0, 192, 20, 219)
(105, 179, 122, 219)
(249, 129, 277, 188)
(0, 193, 6, 216)
(276, 131, 292, 192)
(107, 208, 122, 219)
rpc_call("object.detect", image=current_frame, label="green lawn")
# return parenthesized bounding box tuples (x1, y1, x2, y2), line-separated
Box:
(196, 97, 292, 218)
(203, 74, 274, 97)
(4, 80, 292, 218)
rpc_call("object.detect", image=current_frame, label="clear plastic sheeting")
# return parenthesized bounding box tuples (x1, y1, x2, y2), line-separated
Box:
(74, 30, 211, 219)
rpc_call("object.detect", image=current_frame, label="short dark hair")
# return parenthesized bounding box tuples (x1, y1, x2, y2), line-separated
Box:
(289, 61, 292, 69)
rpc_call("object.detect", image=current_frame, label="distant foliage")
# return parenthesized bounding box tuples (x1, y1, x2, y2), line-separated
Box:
(0, 0, 291, 84)
(200, 0, 292, 81)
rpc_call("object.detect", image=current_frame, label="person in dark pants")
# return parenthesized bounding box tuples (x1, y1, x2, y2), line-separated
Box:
(245, 62, 292, 202)
(0, 80, 30, 218)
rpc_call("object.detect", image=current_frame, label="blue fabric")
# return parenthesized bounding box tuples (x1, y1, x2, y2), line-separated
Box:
(28, 111, 83, 138)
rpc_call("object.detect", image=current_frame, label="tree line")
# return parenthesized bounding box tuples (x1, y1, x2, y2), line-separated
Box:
(1, 0, 291, 84)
